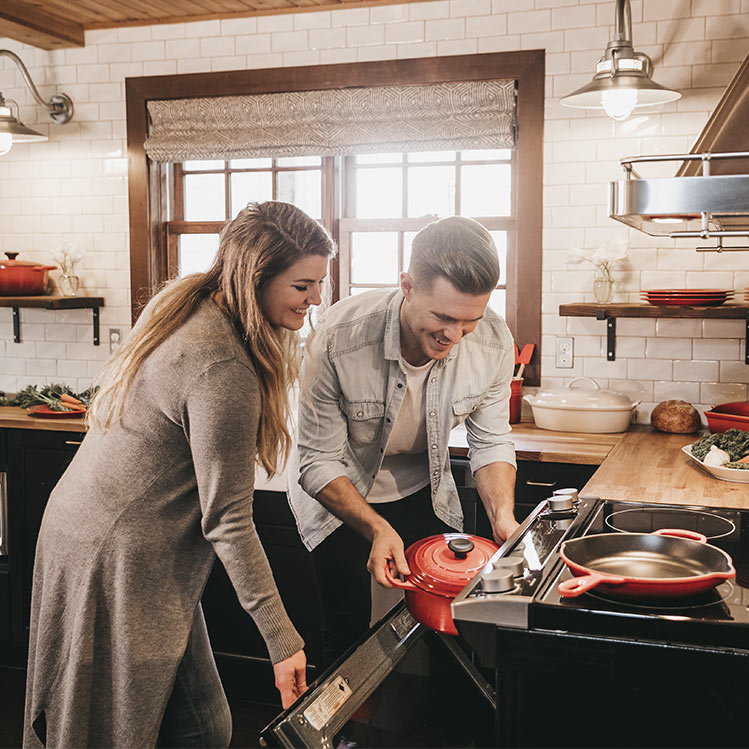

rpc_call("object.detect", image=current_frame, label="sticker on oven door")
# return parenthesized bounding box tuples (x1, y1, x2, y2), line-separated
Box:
(303, 676, 353, 730)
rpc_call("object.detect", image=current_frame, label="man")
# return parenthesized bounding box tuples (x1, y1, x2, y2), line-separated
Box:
(288, 215, 518, 663)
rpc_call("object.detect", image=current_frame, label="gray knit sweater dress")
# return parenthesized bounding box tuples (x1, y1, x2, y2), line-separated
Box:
(23, 299, 304, 748)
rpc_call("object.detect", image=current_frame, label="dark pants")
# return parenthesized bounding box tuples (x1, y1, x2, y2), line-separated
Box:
(311, 484, 454, 666)
(158, 604, 233, 748)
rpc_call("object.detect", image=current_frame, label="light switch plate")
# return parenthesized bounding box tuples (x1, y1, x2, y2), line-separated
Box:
(556, 336, 574, 368)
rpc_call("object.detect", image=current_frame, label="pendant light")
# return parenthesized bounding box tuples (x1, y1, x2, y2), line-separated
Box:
(560, 0, 681, 121)
(0, 49, 73, 156)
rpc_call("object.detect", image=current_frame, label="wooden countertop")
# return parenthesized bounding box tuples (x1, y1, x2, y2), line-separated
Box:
(0, 405, 87, 433)
(582, 426, 749, 510)
(0, 406, 622, 464)
(449, 422, 622, 465)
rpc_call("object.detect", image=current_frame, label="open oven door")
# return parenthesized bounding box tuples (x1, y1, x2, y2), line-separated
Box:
(260, 600, 496, 749)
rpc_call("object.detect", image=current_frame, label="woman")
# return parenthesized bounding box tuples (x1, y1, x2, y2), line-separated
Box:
(23, 201, 336, 748)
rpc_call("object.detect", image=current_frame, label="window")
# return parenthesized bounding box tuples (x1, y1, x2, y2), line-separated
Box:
(169, 148, 512, 320)
(126, 52, 543, 383)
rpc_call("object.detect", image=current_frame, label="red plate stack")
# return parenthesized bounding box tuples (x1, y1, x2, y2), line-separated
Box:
(744, 286, 749, 301)
(640, 288, 735, 307)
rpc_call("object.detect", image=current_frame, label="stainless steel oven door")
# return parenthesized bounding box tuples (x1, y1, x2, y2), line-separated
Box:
(260, 600, 496, 749)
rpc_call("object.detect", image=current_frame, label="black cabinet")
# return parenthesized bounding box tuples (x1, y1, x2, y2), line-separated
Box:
(450, 457, 597, 534)
(1, 428, 83, 665)
(201, 489, 325, 701)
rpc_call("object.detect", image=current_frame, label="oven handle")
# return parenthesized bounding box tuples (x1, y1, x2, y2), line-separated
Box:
(0, 471, 8, 556)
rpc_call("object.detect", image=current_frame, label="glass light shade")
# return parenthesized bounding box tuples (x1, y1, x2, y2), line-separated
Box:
(601, 89, 638, 121)
(0, 131, 12, 155)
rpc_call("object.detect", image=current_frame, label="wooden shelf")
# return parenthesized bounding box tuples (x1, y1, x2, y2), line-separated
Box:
(559, 302, 749, 319)
(0, 295, 104, 345)
(559, 303, 749, 363)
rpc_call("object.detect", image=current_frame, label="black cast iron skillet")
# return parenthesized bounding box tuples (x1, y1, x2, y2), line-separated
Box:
(558, 529, 735, 599)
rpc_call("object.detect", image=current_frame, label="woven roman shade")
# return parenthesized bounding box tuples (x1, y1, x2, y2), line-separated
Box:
(144, 79, 516, 162)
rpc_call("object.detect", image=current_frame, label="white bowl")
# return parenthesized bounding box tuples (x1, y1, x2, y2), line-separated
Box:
(681, 444, 749, 483)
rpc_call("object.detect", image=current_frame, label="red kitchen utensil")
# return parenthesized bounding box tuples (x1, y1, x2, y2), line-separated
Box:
(384, 533, 498, 635)
(557, 528, 735, 599)
(704, 401, 749, 433)
(514, 343, 534, 379)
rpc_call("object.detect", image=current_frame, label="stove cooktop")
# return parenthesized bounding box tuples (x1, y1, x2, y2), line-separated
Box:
(452, 497, 749, 650)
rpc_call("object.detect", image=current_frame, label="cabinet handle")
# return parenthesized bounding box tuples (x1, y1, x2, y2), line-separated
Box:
(0, 472, 8, 556)
(525, 480, 556, 487)
(65, 440, 83, 446)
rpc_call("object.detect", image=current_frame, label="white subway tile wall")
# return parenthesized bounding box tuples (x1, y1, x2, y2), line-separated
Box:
(0, 0, 748, 421)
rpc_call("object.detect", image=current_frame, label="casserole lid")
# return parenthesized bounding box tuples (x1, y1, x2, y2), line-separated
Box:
(531, 377, 636, 411)
(404, 533, 499, 598)
(0, 252, 55, 270)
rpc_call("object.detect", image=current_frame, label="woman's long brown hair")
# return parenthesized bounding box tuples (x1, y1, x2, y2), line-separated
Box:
(87, 201, 336, 476)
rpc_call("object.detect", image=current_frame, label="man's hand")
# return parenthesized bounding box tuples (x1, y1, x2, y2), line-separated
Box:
(273, 649, 308, 708)
(474, 461, 519, 545)
(489, 508, 520, 545)
(367, 523, 410, 587)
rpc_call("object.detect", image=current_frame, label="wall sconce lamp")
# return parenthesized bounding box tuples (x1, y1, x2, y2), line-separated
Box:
(0, 49, 74, 156)
(560, 0, 681, 121)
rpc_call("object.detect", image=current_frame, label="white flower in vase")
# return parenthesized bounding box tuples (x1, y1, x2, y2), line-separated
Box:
(568, 239, 629, 303)
(52, 242, 83, 296)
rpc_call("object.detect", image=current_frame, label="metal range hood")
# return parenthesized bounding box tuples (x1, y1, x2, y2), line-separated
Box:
(609, 52, 749, 243)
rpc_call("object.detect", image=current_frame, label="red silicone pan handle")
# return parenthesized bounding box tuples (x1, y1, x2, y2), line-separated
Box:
(652, 528, 707, 544)
(558, 572, 627, 598)
(383, 565, 420, 591)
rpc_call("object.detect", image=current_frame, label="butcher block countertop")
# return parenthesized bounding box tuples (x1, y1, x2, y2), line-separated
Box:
(582, 426, 749, 510)
(0, 405, 86, 433)
(448, 422, 621, 464)
(3, 405, 747, 510)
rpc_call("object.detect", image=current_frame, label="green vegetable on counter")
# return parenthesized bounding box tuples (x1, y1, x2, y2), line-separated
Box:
(0, 383, 97, 412)
(691, 428, 749, 465)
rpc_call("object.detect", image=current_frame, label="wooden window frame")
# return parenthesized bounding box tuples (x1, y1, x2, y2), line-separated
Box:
(125, 51, 544, 384)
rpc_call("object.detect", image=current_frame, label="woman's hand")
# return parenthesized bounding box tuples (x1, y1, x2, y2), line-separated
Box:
(273, 649, 308, 708)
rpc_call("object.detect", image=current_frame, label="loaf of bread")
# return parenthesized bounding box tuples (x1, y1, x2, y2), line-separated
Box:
(651, 400, 702, 433)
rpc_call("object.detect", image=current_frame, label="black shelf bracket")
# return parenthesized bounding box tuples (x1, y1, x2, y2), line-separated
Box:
(12, 307, 20, 343)
(92, 307, 100, 346)
(596, 310, 616, 360)
(10, 305, 101, 345)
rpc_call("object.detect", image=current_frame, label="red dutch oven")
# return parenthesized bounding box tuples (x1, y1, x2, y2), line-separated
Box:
(558, 528, 736, 599)
(385, 533, 499, 635)
(0, 252, 56, 296)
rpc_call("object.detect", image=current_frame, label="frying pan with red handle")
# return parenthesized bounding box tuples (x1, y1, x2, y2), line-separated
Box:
(558, 528, 735, 599)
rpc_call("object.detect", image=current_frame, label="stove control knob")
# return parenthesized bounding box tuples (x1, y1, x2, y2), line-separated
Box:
(548, 495, 573, 512)
(492, 558, 524, 577)
(553, 487, 579, 502)
(482, 568, 515, 594)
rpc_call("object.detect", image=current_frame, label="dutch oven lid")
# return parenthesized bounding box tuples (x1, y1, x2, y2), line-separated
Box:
(404, 533, 499, 598)
(0, 252, 53, 269)
(531, 377, 636, 411)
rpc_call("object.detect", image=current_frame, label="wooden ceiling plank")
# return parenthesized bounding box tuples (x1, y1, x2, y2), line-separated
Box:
(37, 0, 115, 24)
(0, 0, 84, 49)
(82, 0, 436, 30)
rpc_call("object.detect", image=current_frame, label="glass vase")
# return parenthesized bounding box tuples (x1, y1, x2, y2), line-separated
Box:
(593, 268, 614, 304)
(59, 273, 80, 297)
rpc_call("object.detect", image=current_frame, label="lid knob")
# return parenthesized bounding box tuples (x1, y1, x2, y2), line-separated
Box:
(5, 252, 19, 260)
(447, 537, 474, 559)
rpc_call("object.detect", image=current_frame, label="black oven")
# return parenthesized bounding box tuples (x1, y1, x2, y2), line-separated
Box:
(260, 601, 496, 748)
(453, 496, 749, 748)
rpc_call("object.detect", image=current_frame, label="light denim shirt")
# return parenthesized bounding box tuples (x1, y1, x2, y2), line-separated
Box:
(287, 288, 517, 551)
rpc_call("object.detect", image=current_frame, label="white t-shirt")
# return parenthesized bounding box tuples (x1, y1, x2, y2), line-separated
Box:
(367, 356, 434, 503)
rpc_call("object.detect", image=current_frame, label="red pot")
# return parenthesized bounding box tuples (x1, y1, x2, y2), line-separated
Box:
(0, 252, 57, 296)
(385, 533, 499, 635)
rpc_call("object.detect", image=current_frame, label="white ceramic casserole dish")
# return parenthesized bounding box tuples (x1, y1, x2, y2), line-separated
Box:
(524, 377, 639, 433)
